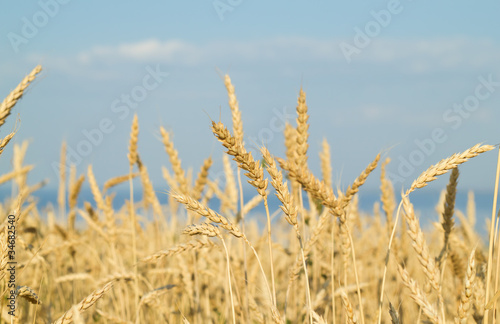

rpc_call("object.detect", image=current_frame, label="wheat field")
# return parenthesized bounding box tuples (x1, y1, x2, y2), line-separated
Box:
(1, 65, 499, 324)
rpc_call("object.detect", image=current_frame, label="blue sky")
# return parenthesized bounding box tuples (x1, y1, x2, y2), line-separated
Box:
(1, 0, 500, 199)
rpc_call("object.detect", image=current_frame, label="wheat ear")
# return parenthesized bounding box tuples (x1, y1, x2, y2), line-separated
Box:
(224, 74, 243, 142)
(262, 146, 312, 318)
(68, 174, 85, 232)
(341, 291, 358, 324)
(127, 114, 140, 318)
(0, 65, 42, 127)
(333, 153, 380, 217)
(192, 156, 212, 201)
(183, 223, 236, 323)
(397, 264, 440, 324)
(402, 194, 441, 292)
(141, 240, 217, 263)
(438, 167, 459, 262)
(172, 193, 243, 238)
(173, 192, 273, 305)
(295, 87, 309, 169)
(406, 143, 494, 195)
(160, 126, 189, 194)
(211, 121, 267, 196)
(261, 147, 298, 231)
(277, 158, 337, 209)
(319, 138, 332, 188)
(456, 247, 476, 323)
(53, 282, 114, 324)
(0, 127, 17, 157)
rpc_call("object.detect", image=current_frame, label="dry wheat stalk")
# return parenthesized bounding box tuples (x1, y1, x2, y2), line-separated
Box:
(224, 74, 243, 142)
(211, 121, 267, 196)
(311, 310, 327, 324)
(380, 157, 395, 225)
(333, 153, 380, 217)
(160, 126, 188, 195)
(341, 291, 358, 324)
(440, 168, 459, 260)
(171, 193, 243, 238)
(192, 156, 212, 201)
(68, 174, 85, 232)
(406, 144, 494, 195)
(397, 264, 440, 324)
(0, 65, 41, 127)
(0, 129, 17, 157)
(141, 240, 217, 263)
(69, 175, 85, 211)
(456, 247, 476, 323)
(103, 173, 139, 192)
(295, 88, 309, 169)
(319, 138, 332, 189)
(87, 165, 114, 233)
(138, 286, 172, 309)
(53, 282, 114, 324)
(183, 223, 221, 237)
(261, 147, 298, 230)
(402, 194, 441, 292)
(127, 114, 139, 166)
(278, 158, 337, 209)
(271, 305, 285, 324)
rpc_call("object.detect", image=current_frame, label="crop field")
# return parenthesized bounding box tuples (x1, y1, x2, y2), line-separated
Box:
(0, 65, 499, 323)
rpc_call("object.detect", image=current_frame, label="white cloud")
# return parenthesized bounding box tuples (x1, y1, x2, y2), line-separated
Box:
(79, 37, 500, 67)
(32, 36, 500, 80)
